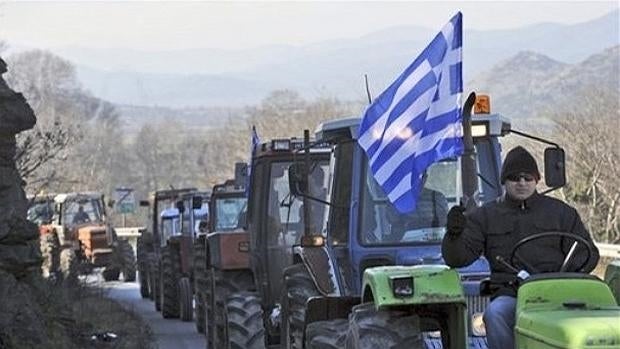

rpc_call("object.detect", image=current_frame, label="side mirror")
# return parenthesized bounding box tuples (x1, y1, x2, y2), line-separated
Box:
(234, 162, 248, 188)
(139, 200, 150, 207)
(288, 162, 308, 197)
(176, 200, 186, 214)
(192, 196, 203, 209)
(544, 147, 566, 188)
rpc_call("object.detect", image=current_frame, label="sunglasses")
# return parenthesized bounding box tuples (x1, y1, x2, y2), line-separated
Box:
(506, 173, 536, 182)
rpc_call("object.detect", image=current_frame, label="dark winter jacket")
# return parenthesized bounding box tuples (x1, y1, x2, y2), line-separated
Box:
(442, 192, 600, 298)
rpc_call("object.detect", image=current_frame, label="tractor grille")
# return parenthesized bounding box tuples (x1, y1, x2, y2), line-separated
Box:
(89, 230, 109, 250)
(467, 294, 489, 315)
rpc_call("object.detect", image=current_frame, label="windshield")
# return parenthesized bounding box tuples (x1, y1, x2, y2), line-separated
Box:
(27, 200, 54, 225)
(214, 197, 247, 231)
(360, 159, 458, 245)
(63, 198, 103, 225)
(162, 216, 181, 238)
(267, 161, 329, 245)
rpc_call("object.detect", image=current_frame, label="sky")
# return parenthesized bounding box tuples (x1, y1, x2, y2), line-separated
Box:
(1, 1, 618, 51)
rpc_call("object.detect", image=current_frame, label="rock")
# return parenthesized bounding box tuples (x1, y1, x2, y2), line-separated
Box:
(0, 56, 41, 279)
(0, 270, 48, 347)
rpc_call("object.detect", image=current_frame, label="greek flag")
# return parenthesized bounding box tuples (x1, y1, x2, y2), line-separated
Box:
(358, 12, 463, 214)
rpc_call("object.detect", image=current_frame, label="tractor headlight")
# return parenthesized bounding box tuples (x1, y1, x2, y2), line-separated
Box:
(390, 276, 414, 297)
(471, 312, 486, 337)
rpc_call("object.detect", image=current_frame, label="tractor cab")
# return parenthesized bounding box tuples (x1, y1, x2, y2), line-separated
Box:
(246, 137, 331, 320)
(179, 191, 210, 237)
(310, 112, 507, 291)
(209, 180, 247, 233)
(160, 207, 181, 242)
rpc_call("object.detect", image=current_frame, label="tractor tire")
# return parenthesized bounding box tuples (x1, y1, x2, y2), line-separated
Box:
(280, 264, 320, 349)
(59, 248, 78, 282)
(281, 263, 320, 349)
(344, 303, 423, 349)
(209, 269, 254, 349)
(136, 237, 150, 298)
(193, 236, 207, 333)
(226, 292, 266, 349)
(305, 319, 348, 349)
(117, 239, 136, 282)
(161, 245, 181, 318)
(205, 269, 214, 348)
(40, 233, 60, 279)
(102, 266, 120, 281)
(179, 277, 193, 322)
(151, 261, 161, 311)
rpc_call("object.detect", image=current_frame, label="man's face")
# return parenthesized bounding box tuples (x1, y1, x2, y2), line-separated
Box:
(504, 173, 537, 201)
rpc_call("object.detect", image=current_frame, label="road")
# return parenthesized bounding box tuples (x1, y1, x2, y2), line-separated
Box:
(102, 277, 206, 349)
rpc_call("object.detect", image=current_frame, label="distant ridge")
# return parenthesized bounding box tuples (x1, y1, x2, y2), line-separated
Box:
(468, 45, 620, 120)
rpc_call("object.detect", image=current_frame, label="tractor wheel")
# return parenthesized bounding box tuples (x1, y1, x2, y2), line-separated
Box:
(226, 292, 266, 349)
(40, 233, 60, 279)
(205, 269, 214, 348)
(210, 269, 254, 348)
(59, 248, 78, 282)
(179, 277, 193, 322)
(344, 303, 423, 349)
(281, 263, 320, 349)
(151, 260, 161, 311)
(305, 319, 348, 349)
(136, 237, 150, 298)
(117, 239, 136, 282)
(193, 236, 207, 333)
(102, 266, 120, 281)
(161, 245, 181, 318)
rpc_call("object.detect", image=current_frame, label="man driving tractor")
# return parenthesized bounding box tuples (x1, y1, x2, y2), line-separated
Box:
(442, 146, 600, 349)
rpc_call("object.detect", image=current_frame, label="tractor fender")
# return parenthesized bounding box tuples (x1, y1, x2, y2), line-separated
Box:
(292, 245, 341, 296)
(360, 265, 466, 308)
(305, 295, 360, 326)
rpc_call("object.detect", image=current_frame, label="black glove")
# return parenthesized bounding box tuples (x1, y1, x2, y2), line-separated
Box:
(446, 205, 466, 236)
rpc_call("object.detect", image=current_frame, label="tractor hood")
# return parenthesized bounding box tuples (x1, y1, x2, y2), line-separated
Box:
(516, 274, 620, 349)
(516, 308, 620, 349)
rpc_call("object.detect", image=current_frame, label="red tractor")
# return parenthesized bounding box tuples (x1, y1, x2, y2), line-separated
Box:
(193, 177, 248, 335)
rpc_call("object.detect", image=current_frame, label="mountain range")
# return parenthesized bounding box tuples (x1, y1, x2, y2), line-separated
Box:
(51, 10, 619, 108)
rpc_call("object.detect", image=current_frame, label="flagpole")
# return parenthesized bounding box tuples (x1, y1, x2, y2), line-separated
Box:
(364, 74, 372, 104)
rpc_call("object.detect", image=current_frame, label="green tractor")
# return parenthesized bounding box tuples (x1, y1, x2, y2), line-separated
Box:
(500, 232, 620, 349)
(351, 265, 470, 349)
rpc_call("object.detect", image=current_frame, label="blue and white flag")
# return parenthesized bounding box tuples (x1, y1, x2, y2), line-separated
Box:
(358, 12, 463, 214)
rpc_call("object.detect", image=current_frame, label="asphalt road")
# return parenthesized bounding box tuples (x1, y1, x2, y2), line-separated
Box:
(102, 276, 206, 349)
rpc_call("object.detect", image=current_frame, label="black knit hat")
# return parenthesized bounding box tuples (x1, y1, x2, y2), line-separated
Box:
(501, 146, 540, 184)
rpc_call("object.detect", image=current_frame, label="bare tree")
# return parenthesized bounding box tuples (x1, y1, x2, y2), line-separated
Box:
(5, 50, 84, 192)
(551, 89, 620, 243)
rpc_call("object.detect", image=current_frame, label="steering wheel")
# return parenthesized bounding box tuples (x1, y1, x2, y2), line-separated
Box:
(509, 232, 594, 273)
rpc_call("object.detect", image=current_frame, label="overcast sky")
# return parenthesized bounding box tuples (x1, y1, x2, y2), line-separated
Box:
(1, 1, 618, 51)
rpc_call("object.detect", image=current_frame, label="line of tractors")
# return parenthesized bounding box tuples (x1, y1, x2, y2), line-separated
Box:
(84, 94, 620, 348)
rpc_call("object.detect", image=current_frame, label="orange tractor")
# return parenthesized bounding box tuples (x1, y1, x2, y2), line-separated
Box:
(28, 192, 135, 281)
